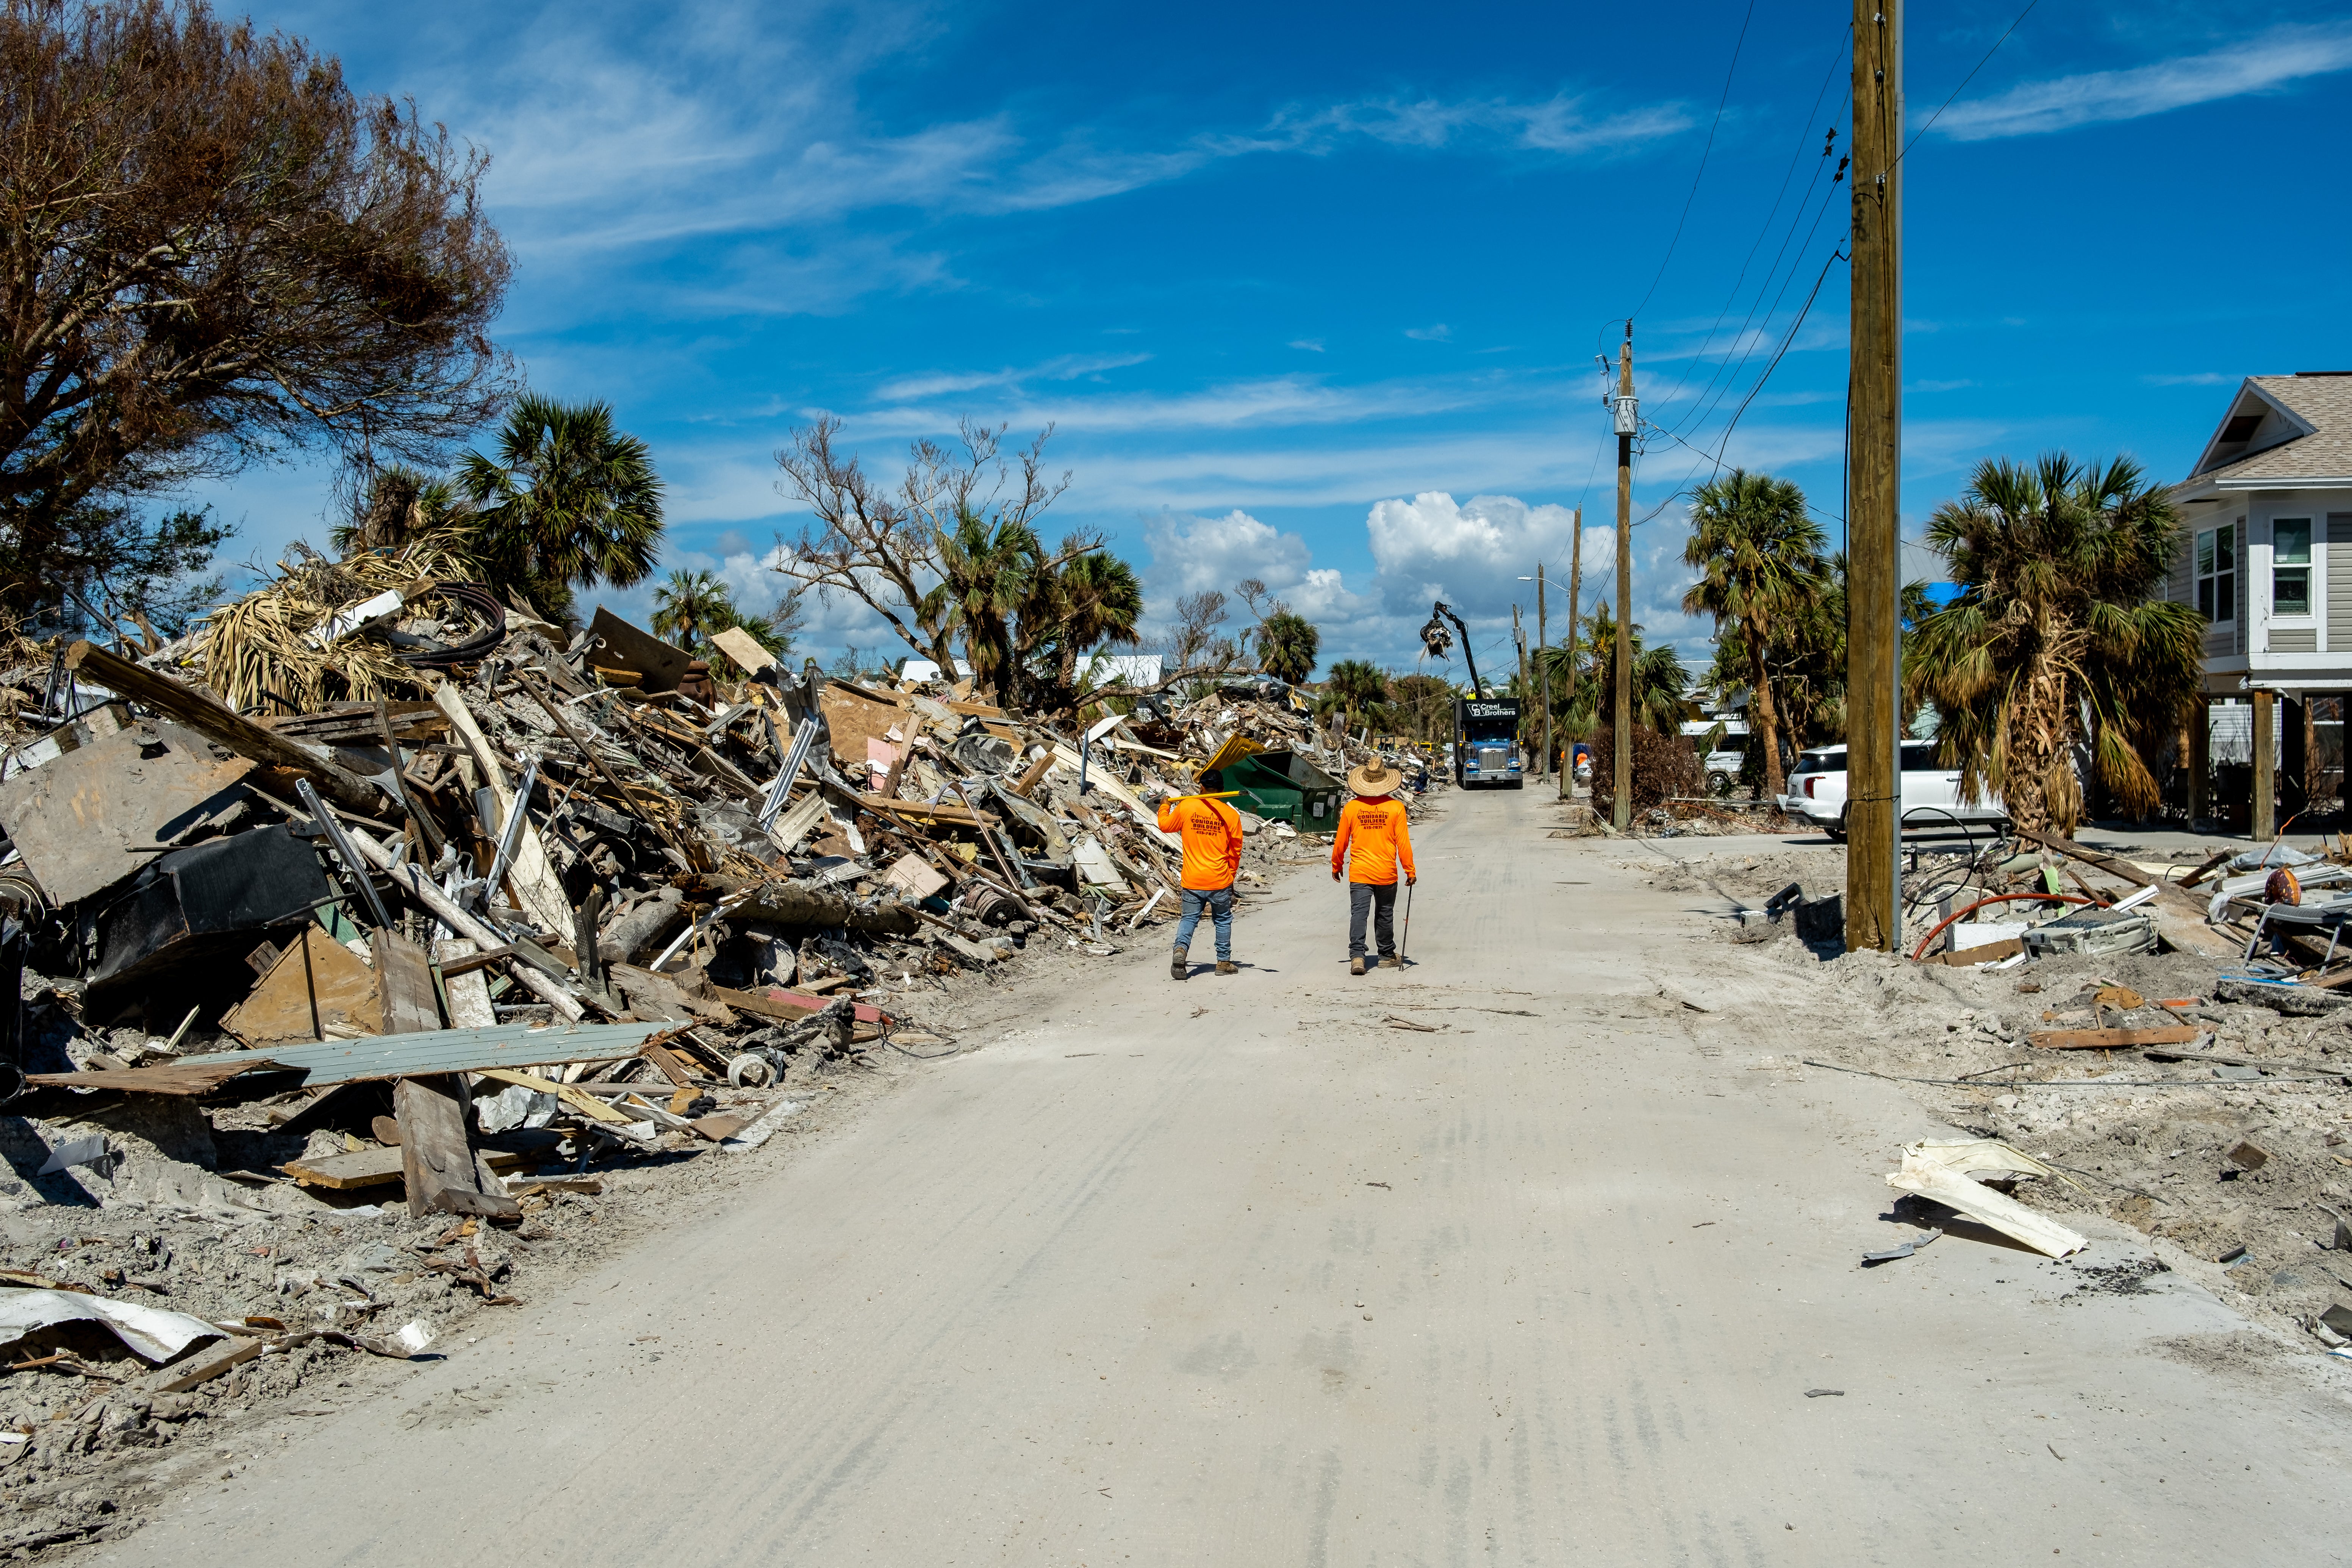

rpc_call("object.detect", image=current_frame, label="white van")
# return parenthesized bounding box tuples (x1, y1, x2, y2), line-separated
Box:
(1779, 742, 2010, 840)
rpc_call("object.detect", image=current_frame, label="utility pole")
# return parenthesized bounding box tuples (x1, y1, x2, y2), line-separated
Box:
(1513, 604, 1530, 775)
(1561, 508, 1582, 801)
(1535, 562, 1551, 779)
(1846, 0, 1903, 950)
(1612, 327, 1636, 831)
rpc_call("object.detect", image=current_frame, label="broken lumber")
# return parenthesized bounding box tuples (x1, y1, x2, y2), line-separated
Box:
(61, 641, 393, 819)
(2029, 1025, 2203, 1051)
(394, 1075, 519, 1219)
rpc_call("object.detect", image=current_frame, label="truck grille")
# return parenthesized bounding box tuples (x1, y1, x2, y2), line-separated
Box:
(1475, 745, 1510, 772)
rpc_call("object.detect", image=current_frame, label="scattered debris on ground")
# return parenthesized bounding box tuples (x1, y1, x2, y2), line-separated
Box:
(0, 567, 1440, 1552)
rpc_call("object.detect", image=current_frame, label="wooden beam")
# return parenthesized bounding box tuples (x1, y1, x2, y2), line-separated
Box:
(2028, 1025, 2203, 1051)
(394, 1075, 518, 1218)
(62, 641, 392, 818)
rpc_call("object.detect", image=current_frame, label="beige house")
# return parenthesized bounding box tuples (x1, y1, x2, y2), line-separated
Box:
(2166, 371, 2352, 833)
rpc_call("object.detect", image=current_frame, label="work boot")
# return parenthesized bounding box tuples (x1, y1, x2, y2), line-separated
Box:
(1350, 956, 1366, 976)
(1382, 954, 1404, 969)
(1171, 946, 1189, 980)
(1217, 960, 1238, 976)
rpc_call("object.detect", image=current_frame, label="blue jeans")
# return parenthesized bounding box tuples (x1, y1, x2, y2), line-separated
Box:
(1175, 886, 1234, 960)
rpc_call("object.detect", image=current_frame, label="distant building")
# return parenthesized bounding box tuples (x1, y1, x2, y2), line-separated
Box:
(2162, 371, 2352, 831)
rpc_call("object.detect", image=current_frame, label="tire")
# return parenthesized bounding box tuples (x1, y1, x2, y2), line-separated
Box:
(1707, 770, 1731, 797)
(1825, 807, 1849, 844)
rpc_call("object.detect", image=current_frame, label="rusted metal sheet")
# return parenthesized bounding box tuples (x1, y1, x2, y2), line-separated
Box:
(24, 1059, 288, 1096)
(585, 608, 693, 694)
(0, 724, 253, 905)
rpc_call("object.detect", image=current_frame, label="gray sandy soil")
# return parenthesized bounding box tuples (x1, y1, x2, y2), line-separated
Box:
(79, 785, 2352, 1565)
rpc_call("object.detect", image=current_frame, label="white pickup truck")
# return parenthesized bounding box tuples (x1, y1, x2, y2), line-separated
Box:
(1779, 741, 2010, 840)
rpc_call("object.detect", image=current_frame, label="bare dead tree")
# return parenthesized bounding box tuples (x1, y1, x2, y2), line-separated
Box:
(0, 0, 515, 615)
(772, 414, 1072, 676)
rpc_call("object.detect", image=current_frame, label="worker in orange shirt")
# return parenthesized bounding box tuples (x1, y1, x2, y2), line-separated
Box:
(1331, 758, 1415, 975)
(1156, 786, 1245, 979)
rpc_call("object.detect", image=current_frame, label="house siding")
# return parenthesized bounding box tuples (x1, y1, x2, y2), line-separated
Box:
(2237, 524, 2249, 657)
(2332, 514, 2352, 653)
(2273, 627, 2318, 652)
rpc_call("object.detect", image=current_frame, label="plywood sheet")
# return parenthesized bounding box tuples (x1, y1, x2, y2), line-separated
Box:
(221, 927, 381, 1046)
(0, 725, 252, 905)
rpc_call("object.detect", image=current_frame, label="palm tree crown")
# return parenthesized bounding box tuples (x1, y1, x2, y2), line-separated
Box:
(1906, 452, 2202, 833)
(458, 395, 664, 625)
(1681, 468, 1827, 798)
(1257, 609, 1319, 683)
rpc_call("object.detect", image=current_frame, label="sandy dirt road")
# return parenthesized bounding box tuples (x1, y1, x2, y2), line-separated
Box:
(95, 786, 2352, 1565)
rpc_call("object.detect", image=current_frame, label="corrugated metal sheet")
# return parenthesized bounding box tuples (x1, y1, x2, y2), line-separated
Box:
(173, 1021, 677, 1088)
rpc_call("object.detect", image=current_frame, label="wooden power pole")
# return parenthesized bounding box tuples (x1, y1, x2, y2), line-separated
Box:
(1535, 563, 1550, 780)
(1612, 329, 1636, 831)
(1846, 0, 1903, 950)
(1561, 508, 1582, 800)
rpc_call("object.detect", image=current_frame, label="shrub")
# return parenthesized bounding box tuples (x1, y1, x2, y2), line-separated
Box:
(1589, 725, 1703, 814)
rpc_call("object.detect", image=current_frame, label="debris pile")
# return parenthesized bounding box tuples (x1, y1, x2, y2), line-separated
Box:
(0, 570, 1434, 1545)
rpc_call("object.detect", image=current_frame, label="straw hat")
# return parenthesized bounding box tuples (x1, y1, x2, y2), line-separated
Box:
(1347, 758, 1400, 797)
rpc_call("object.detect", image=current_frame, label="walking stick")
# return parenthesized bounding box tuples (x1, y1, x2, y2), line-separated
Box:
(1399, 880, 1414, 966)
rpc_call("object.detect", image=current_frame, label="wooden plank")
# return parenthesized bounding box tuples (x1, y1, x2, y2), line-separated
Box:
(434, 938, 497, 1030)
(2014, 826, 2154, 888)
(711, 985, 887, 1027)
(394, 1075, 518, 1218)
(1921, 936, 2024, 966)
(641, 1043, 699, 1088)
(283, 1142, 541, 1191)
(2028, 1025, 2203, 1051)
(433, 683, 576, 938)
(709, 626, 777, 676)
(373, 931, 443, 1035)
(475, 1066, 633, 1124)
(156, 1336, 267, 1393)
(60, 641, 391, 818)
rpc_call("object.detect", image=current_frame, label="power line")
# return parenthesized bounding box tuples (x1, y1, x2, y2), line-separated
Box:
(1654, 31, 1850, 410)
(1901, 0, 2040, 159)
(1626, 0, 1757, 323)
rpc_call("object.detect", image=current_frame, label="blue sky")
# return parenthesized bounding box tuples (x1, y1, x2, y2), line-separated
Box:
(198, 0, 2352, 683)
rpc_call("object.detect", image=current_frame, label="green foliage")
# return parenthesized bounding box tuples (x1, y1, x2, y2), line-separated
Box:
(1555, 601, 1687, 736)
(1318, 658, 1392, 730)
(1256, 609, 1320, 683)
(1680, 468, 1828, 796)
(1388, 672, 1455, 741)
(457, 396, 664, 626)
(5, 500, 229, 640)
(1906, 452, 2202, 832)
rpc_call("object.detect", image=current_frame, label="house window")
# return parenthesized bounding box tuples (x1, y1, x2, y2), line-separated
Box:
(2274, 518, 2313, 616)
(2196, 523, 2236, 624)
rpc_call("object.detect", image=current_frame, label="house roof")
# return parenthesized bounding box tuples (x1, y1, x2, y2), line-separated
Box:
(2186, 373, 2352, 485)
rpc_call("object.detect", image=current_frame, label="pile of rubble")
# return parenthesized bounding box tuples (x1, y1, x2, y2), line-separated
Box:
(1644, 828, 2352, 1357)
(0, 571, 1426, 1550)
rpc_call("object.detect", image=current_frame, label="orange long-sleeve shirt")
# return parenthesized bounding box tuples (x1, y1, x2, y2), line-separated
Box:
(1156, 795, 1244, 890)
(1332, 796, 1415, 886)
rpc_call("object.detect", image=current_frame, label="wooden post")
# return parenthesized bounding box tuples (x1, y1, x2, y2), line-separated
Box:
(1535, 563, 1551, 779)
(1845, 0, 1903, 951)
(1613, 333, 1635, 832)
(2253, 689, 2276, 839)
(1561, 509, 1583, 800)
(1513, 604, 1530, 772)
(2188, 693, 2210, 827)
(395, 1075, 518, 1219)
(61, 641, 393, 819)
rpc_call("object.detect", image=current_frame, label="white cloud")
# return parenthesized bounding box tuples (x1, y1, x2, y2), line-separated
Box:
(1931, 22, 2352, 141)
(1367, 492, 1595, 616)
(2142, 371, 2235, 386)
(873, 353, 1152, 402)
(1288, 339, 1325, 353)
(1404, 324, 1453, 342)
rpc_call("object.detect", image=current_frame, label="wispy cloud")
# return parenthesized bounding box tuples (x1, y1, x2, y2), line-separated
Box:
(1931, 22, 2352, 141)
(1288, 339, 1325, 353)
(873, 353, 1151, 402)
(1404, 324, 1453, 342)
(2142, 371, 2235, 386)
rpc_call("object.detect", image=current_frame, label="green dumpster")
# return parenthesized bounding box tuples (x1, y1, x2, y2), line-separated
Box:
(1199, 749, 1343, 828)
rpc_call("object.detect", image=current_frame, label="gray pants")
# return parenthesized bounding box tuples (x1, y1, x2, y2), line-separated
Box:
(1348, 882, 1398, 960)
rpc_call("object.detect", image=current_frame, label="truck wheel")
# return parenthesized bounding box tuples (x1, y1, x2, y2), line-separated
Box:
(1707, 770, 1731, 797)
(1510, 778, 1524, 790)
(1825, 807, 1848, 844)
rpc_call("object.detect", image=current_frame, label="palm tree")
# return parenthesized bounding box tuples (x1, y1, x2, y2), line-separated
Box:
(1256, 608, 1319, 683)
(1681, 469, 1828, 799)
(651, 569, 737, 651)
(1558, 601, 1687, 736)
(1320, 659, 1391, 732)
(333, 463, 471, 558)
(457, 396, 664, 625)
(1037, 547, 1144, 699)
(1906, 454, 2201, 834)
(926, 507, 1043, 702)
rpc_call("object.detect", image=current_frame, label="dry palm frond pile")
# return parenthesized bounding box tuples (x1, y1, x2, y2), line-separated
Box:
(197, 535, 487, 713)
